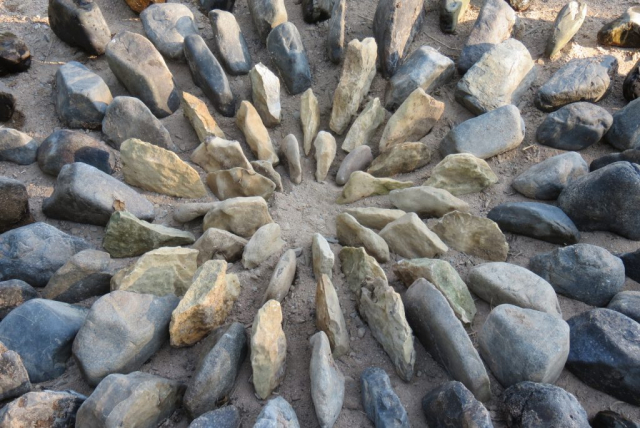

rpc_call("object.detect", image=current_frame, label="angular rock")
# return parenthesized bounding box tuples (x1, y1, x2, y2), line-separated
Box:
(0, 128, 39, 165)
(312, 233, 334, 279)
(422, 381, 493, 428)
(194, 228, 246, 265)
(55, 61, 113, 129)
(192, 136, 252, 173)
(251, 63, 281, 127)
(236, 101, 279, 164)
(251, 300, 286, 399)
(329, 38, 378, 135)
(106, 31, 179, 118)
(0, 32, 31, 75)
(248, 0, 288, 41)
(267, 22, 312, 95)
(338, 246, 387, 296)
(341, 98, 385, 153)
(282, 134, 302, 184)
(0, 177, 33, 233)
(37, 129, 115, 176)
(102, 96, 175, 151)
(344, 207, 405, 230)
(252, 160, 283, 192)
(535, 56, 618, 112)
(110, 247, 198, 296)
(546, 2, 588, 59)
(379, 88, 444, 152)
(182, 92, 225, 145)
(141, 3, 197, 61)
(337, 171, 412, 204)
(125, 0, 166, 13)
(592, 411, 640, 428)
(301, 0, 333, 23)
(468, 262, 562, 317)
(404, 279, 490, 401)
(336, 213, 390, 263)
(624, 58, 640, 102)
(361, 367, 409, 428)
(530, 244, 625, 307)
(597, 6, 640, 48)
(379, 213, 448, 259)
(390, 186, 468, 218)
(0, 345, 30, 402)
(48, 0, 111, 55)
(425, 153, 498, 196)
(263, 249, 297, 303)
(254, 397, 300, 428)
(316, 274, 349, 357)
(209, 10, 252, 76)
(190, 406, 241, 428)
(203, 196, 273, 238)
(368, 142, 430, 177)
(512, 152, 588, 200)
(537, 103, 613, 151)
(0, 391, 86, 427)
(439, 0, 470, 34)
(174, 202, 218, 223)
(0, 280, 37, 319)
(309, 331, 344, 428)
(301, 88, 320, 156)
(315, 131, 337, 182)
(207, 168, 276, 201)
(327, 0, 346, 64)
(242, 223, 285, 269)
(72, 291, 178, 386)
(606, 98, 640, 151)
(608, 291, 640, 324)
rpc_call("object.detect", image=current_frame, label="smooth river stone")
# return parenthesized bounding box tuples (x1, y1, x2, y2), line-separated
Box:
(209, 10, 252, 75)
(336, 145, 373, 186)
(141, 3, 198, 61)
(48, 0, 111, 55)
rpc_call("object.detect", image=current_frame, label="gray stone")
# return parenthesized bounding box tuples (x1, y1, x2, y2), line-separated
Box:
(48, 0, 111, 55)
(546, 2, 588, 59)
(336, 145, 373, 186)
(597, 6, 640, 48)
(606, 98, 640, 151)
(0, 345, 31, 402)
(194, 227, 247, 264)
(174, 202, 218, 223)
(624, 57, 640, 102)
(301, 0, 334, 23)
(608, 291, 640, 324)
(209, 10, 252, 75)
(439, 0, 470, 34)
(190, 406, 240, 428)
(0, 128, 39, 165)
(0, 280, 37, 319)
(389, 186, 469, 218)
(591, 149, 640, 171)
(254, 396, 300, 428)
(327, 0, 346, 64)
(263, 249, 297, 303)
(141, 3, 197, 61)
(512, 152, 588, 200)
(37, 129, 115, 176)
(0, 177, 33, 233)
(248, 0, 287, 41)
(267, 22, 312, 95)
(422, 381, 493, 428)
(621, 247, 640, 284)
(309, 331, 344, 428)
(360, 367, 409, 428)
(336, 213, 390, 263)
(0, 390, 86, 428)
(282, 134, 303, 184)
(536, 102, 613, 151)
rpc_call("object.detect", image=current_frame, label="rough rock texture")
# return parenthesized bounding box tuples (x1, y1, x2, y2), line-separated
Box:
(344, 207, 405, 230)
(341, 98, 385, 153)
(48, 0, 111, 55)
(192, 137, 252, 173)
(301, 0, 333, 23)
(141, 3, 197, 61)
(236, 101, 279, 165)
(309, 331, 345, 428)
(512, 152, 588, 200)
(312, 233, 334, 279)
(338, 246, 387, 296)
(389, 186, 469, 218)
(0, 280, 37, 319)
(254, 396, 300, 428)
(0, 32, 31, 75)
(251, 300, 287, 399)
(606, 98, 640, 151)
(597, 6, 640, 48)
(282, 134, 303, 184)
(266, 22, 312, 95)
(301, 88, 320, 156)
(624, 57, 640, 101)
(316, 274, 349, 357)
(182, 92, 226, 144)
(251, 63, 281, 127)
(425, 153, 498, 196)
(0, 390, 86, 428)
(194, 228, 247, 265)
(263, 249, 297, 303)
(546, 1, 588, 59)
(336, 213, 390, 263)
(361, 367, 409, 428)
(537, 103, 613, 152)
(37, 130, 115, 176)
(252, 160, 283, 192)
(0, 177, 33, 233)
(379, 212, 448, 259)
(337, 171, 412, 204)
(0, 344, 31, 402)
(242, 223, 285, 269)
(203, 196, 273, 237)
(209, 10, 252, 75)
(189, 406, 241, 428)
(174, 202, 218, 223)
(592, 410, 640, 428)
(0, 128, 39, 165)
(591, 149, 640, 171)
(314, 131, 337, 182)
(0, 92, 15, 122)
(248, 0, 288, 41)
(367, 142, 430, 177)
(608, 291, 640, 324)
(124, 0, 166, 13)
(207, 168, 276, 201)
(421, 381, 493, 428)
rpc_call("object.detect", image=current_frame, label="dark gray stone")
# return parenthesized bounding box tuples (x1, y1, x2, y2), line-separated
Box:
(501, 382, 590, 428)
(327, 0, 346, 64)
(0, 279, 37, 319)
(512, 152, 588, 200)
(488, 201, 580, 245)
(189, 406, 240, 428)
(621, 249, 640, 283)
(141, 3, 198, 61)
(0, 92, 15, 122)
(102, 96, 175, 151)
(536, 102, 613, 151)
(605, 98, 640, 151)
(557, 161, 640, 240)
(0, 299, 88, 382)
(591, 150, 640, 171)
(55, 61, 112, 129)
(48, 0, 111, 55)
(336, 145, 373, 186)
(0, 222, 90, 287)
(0, 390, 86, 428)
(247, 0, 288, 41)
(209, 10, 252, 76)
(43, 162, 155, 226)
(530, 244, 625, 307)
(439, 0, 470, 34)
(422, 381, 493, 428)
(592, 410, 640, 428)
(267, 22, 312, 96)
(106, 31, 180, 118)
(184, 34, 235, 117)
(567, 308, 640, 406)
(201, 0, 235, 12)
(0, 128, 39, 165)
(254, 396, 300, 428)
(624, 58, 640, 102)
(361, 367, 409, 428)
(608, 291, 640, 324)
(0, 32, 31, 75)
(597, 7, 640, 48)
(302, 0, 333, 23)
(0, 177, 33, 233)
(535, 56, 618, 112)
(404, 278, 491, 401)
(372, 0, 425, 78)
(184, 322, 247, 418)
(37, 129, 115, 176)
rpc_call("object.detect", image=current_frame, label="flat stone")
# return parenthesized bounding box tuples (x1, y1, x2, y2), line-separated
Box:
(385, 46, 455, 111)
(0, 32, 31, 75)
(312, 233, 334, 279)
(209, 10, 251, 76)
(379, 212, 448, 259)
(624, 57, 640, 102)
(379, 88, 444, 152)
(468, 262, 562, 317)
(301, 89, 320, 156)
(535, 56, 618, 112)
(359, 278, 415, 382)
(55, 61, 112, 129)
(608, 291, 640, 324)
(248, 0, 287, 41)
(592, 411, 640, 428)
(0, 222, 90, 287)
(121, 138, 207, 198)
(0, 391, 86, 427)
(236, 101, 279, 164)
(0, 177, 33, 233)
(72, 291, 178, 386)
(250, 63, 281, 127)
(252, 160, 283, 192)
(203, 196, 273, 238)
(254, 397, 300, 428)
(301, 0, 333, 23)
(191, 136, 252, 173)
(425, 153, 498, 196)
(75, 372, 184, 428)
(422, 381, 493, 428)
(174, 202, 218, 223)
(372, 0, 424, 78)
(106, 31, 179, 118)
(501, 382, 590, 427)
(314, 131, 337, 182)
(458, 0, 517, 73)
(537, 102, 613, 151)
(102, 96, 175, 151)
(141, 3, 197, 61)
(341, 98, 385, 154)
(184, 34, 235, 117)
(530, 244, 625, 307)
(0, 299, 87, 382)
(404, 279, 490, 401)
(368, 142, 430, 177)
(190, 406, 241, 428)
(194, 228, 246, 265)
(336, 213, 390, 263)
(591, 149, 640, 171)
(598, 6, 640, 48)
(512, 152, 589, 199)
(344, 207, 405, 230)
(337, 171, 413, 204)
(182, 92, 226, 144)
(439, 0, 470, 34)
(0, 92, 15, 122)
(327, 0, 346, 64)
(546, 2, 588, 59)
(37, 129, 115, 176)
(389, 186, 468, 218)
(440, 105, 525, 159)
(316, 274, 349, 357)
(110, 247, 198, 296)
(282, 134, 302, 184)
(394, 258, 476, 324)
(361, 367, 409, 428)
(125, 0, 166, 13)
(267, 22, 312, 96)
(207, 168, 276, 201)
(263, 249, 297, 303)
(251, 300, 286, 399)
(338, 246, 387, 296)
(184, 323, 247, 418)
(48, 0, 111, 55)
(0, 280, 37, 319)
(310, 331, 344, 428)
(0, 346, 30, 402)
(329, 38, 378, 135)
(606, 98, 640, 151)
(242, 223, 285, 269)
(0, 128, 39, 165)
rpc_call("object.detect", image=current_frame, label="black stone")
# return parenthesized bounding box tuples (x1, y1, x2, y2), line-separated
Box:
(0, 299, 88, 382)
(536, 102, 613, 151)
(608, 291, 640, 325)
(623, 58, 640, 102)
(605, 98, 640, 151)
(266, 22, 312, 95)
(422, 381, 493, 428)
(0, 222, 90, 287)
(592, 410, 640, 428)
(302, 0, 333, 23)
(0, 177, 33, 234)
(37, 129, 115, 176)
(200, 0, 235, 13)
(488, 201, 580, 245)
(184, 34, 235, 118)
(591, 150, 640, 171)
(0, 92, 15, 122)
(0, 280, 37, 319)
(507, 0, 530, 11)
(621, 249, 640, 283)
(209, 10, 252, 76)
(361, 367, 409, 428)
(557, 161, 640, 240)
(48, 0, 111, 56)
(327, 0, 346, 64)
(189, 406, 241, 428)
(0, 32, 31, 75)
(567, 308, 640, 406)
(501, 381, 590, 427)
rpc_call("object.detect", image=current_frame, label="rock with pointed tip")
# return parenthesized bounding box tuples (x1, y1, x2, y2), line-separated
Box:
(203, 196, 273, 238)
(341, 98, 385, 153)
(337, 171, 412, 204)
(250, 63, 281, 127)
(209, 10, 252, 76)
(192, 136, 252, 174)
(314, 131, 337, 182)
(141, 3, 198, 61)
(251, 300, 287, 399)
(248, 0, 288, 41)
(0, 128, 39, 165)
(194, 228, 247, 265)
(327, 0, 346, 64)
(48, 0, 111, 55)
(207, 168, 276, 201)
(301, 89, 320, 156)
(242, 223, 285, 269)
(336, 213, 390, 263)
(546, 2, 587, 59)
(182, 92, 226, 144)
(267, 23, 312, 95)
(312, 234, 334, 279)
(339, 246, 387, 296)
(598, 6, 640, 48)
(282, 134, 302, 184)
(316, 275, 349, 357)
(236, 101, 279, 165)
(309, 331, 345, 427)
(336, 145, 374, 186)
(263, 249, 297, 303)
(512, 152, 588, 200)
(379, 212, 448, 259)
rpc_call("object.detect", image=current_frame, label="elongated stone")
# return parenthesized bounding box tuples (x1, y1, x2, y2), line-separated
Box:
(203, 196, 273, 238)
(209, 10, 252, 75)
(207, 168, 276, 201)
(329, 38, 378, 135)
(316, 274, 349, 357)
(251, 63, 281, 127)
(309, 331, 345, 428)
(141, 3, 197, 61)
(253, 160, 283, 192)
(341, 98, 385, 153)
(267, 22, 312, 95)
(248, 0, 288, 41)
(0, 128, 39, 165)
(336, 213, 390, 263)
(191, 136, 252, 173)
(301, 89, 320, 156)
(251, 300, 287, 399)
(236, 101, 279, 165)
(242, 223, 285, 269)
(315, 131, 337, 182)
(546, 2, 587, 59)
(339, 246, 387, 296)
(368, 142, 430, 177)
(181, 92, 226, 144)
(361, 367, 409, 428)
(263, 249, 297, 303)
(337, 171, 412, 204)
(380, 212, 448, 259)
(49, 0, 111, 55)
(327, 0, 346, 64)
(312, 234, 334, 279)
(598, 6, 640, 48)
(336, 146, 373, 186)
(282, 134, 302, 184)
(344, 207, 405, 230)
(390, 186, 468, 218)
(37, 129, 115, 176)
(440, 0, 470, 34)
(194, 228, 247, 265)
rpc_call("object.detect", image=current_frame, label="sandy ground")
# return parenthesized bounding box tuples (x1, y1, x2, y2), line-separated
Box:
(1, 0, 640, 426)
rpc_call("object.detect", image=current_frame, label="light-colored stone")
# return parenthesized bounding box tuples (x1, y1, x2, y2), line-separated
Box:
(338, 246, 387, 296)
(251, 160, 283, 192)
(432, 211, 509, 261)
(546, 2, 588, 59)
(250, 63, 281, 127)
(0, 345, 30, 402)
(191, 136, 253, 173)
(336, 213, 390, 263)
(203, 196, 273, 238)
(312, 233, 334, 279)
(337, 171, 413, 204)
(193, 228, 247, 265)
(282, 134, 302, 184)
(169, 260, 240, 347)
(242, 223, 286, 269)
(301, 88, 320, 156)
(247, 0, 288, 41)
(389, 186, 469, 218)
(251, 300, 287, 399)
(335, 145, 373, 186)
(329, 38, 378, 135)
(379, 88, 444, 152)
(110, 247, 198, 297)
(236, 101, 279, 165)
(367, 142, 430, 177)
(206, 167, 276, 201)
(316, 274, 349, 357)
(263, 249, 297, 303)
(315, 131, 337, 182)
(309, 331, 345, 428)
(173, 202, 218, 223)
(181, 92, 225, 144)
(344, 207, 406, 230)
(121, 138, 207, 198)
(425, 153, 499, 196)
(341, 98, 386, 153)
(379, 213, 448, 259)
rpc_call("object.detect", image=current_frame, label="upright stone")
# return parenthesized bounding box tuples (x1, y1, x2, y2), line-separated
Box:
(312, 233, 334, 279)
(341, 98, 385, 153)
(141, 3, 197, 61)
(236, 101, 279, 165)
(309, 331, 344, 428)
(546, 2, 588, 59)
(203, 196, 273, 238)
(361, 367, 409, 428)
(48, 0, 111, 55)
(182, 92, 226, 144)
(301, 0, 333, 23)
(209, 10, 252, 75)
(301, 89, 320, 156)
(315, 131, 337, 182)
(267, 22, 312, 95)
(439, 0, 470, 34)
(251, 300, 287, 399)
(251, 63, 281, 127)
(316, 274, 349, 357)
(248, 0, 288, 41)
(263, 249, 297, 303)
(37, 130, 115, 176)
(327, 0, 346, 64)
(282, 134, 302, 184)
(254, 397, 300, 428)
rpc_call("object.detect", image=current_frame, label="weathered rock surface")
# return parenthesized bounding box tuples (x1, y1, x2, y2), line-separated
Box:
(0, 177, 33, 233)
(513, 152, 588, 200)
(0, 32, 31, 75)
(301, 88, 320, 156)
(606, 98, 640, 151)
(200, 0, 234, 13)
(316, 274, 349, 357)
(0, 342, 31, 402)
(0, 390, 86, 427)
(341, 98, 385, 154)
(593, 411, 639, 428)
(209, 10, 252, 75)
(327, 0, 346, 64)
(344, 207, 405, 230)
(537, 102, 612, 151)
(597, 6, 640, 48)
(251, 300, 286, 399)
(546, 1, 588, 59)
(192, 136, 252, 173)
(309, 331, 344, 428)
(314, 131, 337, 182)
(37, 130, 114, 177)
(338, 171, 412, 204)
(42, 249, 111, 303)
(236, 101, 279, 165)
(0, 128, 39, 165)
(425, 153, 498, 196)
(194, 228, 247, 265)
(336, 213, 390, 263)
(439, 0, 470, 33)
(190, 406, 241, 428)
(0, 92, 14, 122)
(608, 291, 640, 324)
(422, 381, 493, 428)
(251, 63, 281, 127)
(379, 212, 448, 259)
(125, 0, 166, 13)
(207, 168, 276, 201)
(141, 3, 197, 61)
(267, 22, 312, 95)
(203, 196, 273, 238)
(254, 397, 300, 428)
(248, 0, 288, 41)
(301, 0, 333, 23)
(339, 246, 387, 296)
(368, 142, 430, 177)
(389, 186, 468, 218)
(242, 223, 285, 269)
(48, 0, 111, 55)
(312, 233, 334, 279)
(182, 92, 226, 144)
(282, 134, 303, 184)
(263, 249, 297, 303)
(174, 202, 218, 223)
(361, 367, 409, 428)
(252, 160, 283, 192)
(0, 280, 37, 319)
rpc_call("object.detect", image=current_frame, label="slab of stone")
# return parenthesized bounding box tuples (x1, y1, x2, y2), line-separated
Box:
(267, 22, 312, 96)
(0, 177, 33, 233)
(624, 57, 640, 102)
(37, 129, 115, 176)
(316, 274, 349, 357)
(207, 168, 276, 201)
(337, 171, 412, 204)
(339, 246, 387, 296)
(379, 212, 448, 259)
(546, 1, 588, 59)
(312, 233, 334, 279)
(251, 300, 286, 399)
(242, 223, 285, 269)
(190, 406, 241, 428)
(141, 3, 197, 61)
(344, 207, 405, 230)
(203, 196, 273, 238)
(0, 280, 37, 319)
(361, 367, 409, 428)
(439, 0, 470, 34)
(368, 142, 430, 177)
(314, 131, 337, 182)
(254, 397, 300, 428)
(282, 134, 303, 184)
(390, 186, 468, 218)
(341, 99, 385, 154)
(252, 160, 283, 192)
(336, 213, 390, 263)
(263, 249, 297, 303)
(605, 98, 640, 151)
(182, 92, 226, 143)
(236, 101, 279, 165)
(309, 331, 344, 428)
(597, 6, 640, 48)
(48, 0, 111, 55)
(512, 152, 589, 200)
(327, 0, 346, 64)
(209, 10, 252, 76)
(608, 291, 640, 324)
(0, 128, 39, 165)
(0, 391, 86, 428)
(248, 0, 287, 41)
(192, 136, 252, 173)
(0, 32, 31, 75)
(425, 153, 498, 196)
(42, 249, 111, 303)
(422, 381, 493, 428)
(250, 63, 281, 127)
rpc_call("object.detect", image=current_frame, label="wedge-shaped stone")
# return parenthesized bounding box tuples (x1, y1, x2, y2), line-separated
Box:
(203, 196, 273, 238)
(209, 10, 252, 75)
(242, 223, 285, 269)
(301, 89, 320, 156)
(314, 131, 337, 182)
(251, 160, 283, 192)
(236, 101, 279, 165)
(336, 145, 373, 185)
(597, 6, 640, 48)
(121, 138, 207, 199)
(282, 134, 302, 184)
(330, 38, 378, 135)
(379, 213, 448, 259)
(336, 213, 390, 263)
(337, 171, 412, 204)
(110, 247, 198, 297)
(341, 98, 386, 153)
(379, 88, 444, 152)
(248, 0, 288, 41)
(251, 300, 286, 399)
(191, 136, 252, 174)
(425, 153, 498, 196)
(207, 168, 276, 201)
(546, 2, 587, 59)
(263, 249, 297, 303)
(267, 22, 312, 95)
(194, 228, 247, 265)
(312, 233, 334, 279)
(251, 63, 281, 127)
(49, 0, 111, 55)
(368, 142, 430, 177)
(316, 274, 349, 357)
(390, 186, 468, 218)
(432, 211, 508, 261)
(309, 331, 345, 428)
(344, 207, 405, 230)
(141, 3, 198, 61)
(181, 92, 226, 144)
(339, 247, 387, 296)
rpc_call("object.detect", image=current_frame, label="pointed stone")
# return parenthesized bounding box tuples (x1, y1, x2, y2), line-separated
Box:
(368, 142, 430, 177)
(598, 6, 640, 48)
(379, 213, 448, 259)
(337, 171, 412, 204)
(312, 233, 335, 279)
(440, 0, 470, 34)
(0, 33, 31, 76)
(192, 136, 252, 174)
(301, 89, 320, 156)
(48, 0, 111, 55)
(251, 160, 283, 192)
(174, 202, 218, 223)
(327, 0, 346, 64)
(546, 2, 587, 59)
(236, 101, 279, 165)
(330, 38, 378, 135)
(263, 249, 297, 303)
(207, 168, 276, 201)
(141, 3, 198, 61)
(242, 223, 285, 269)
(194, 228, 246, 265)
(0, 128, 39, 165)
(203, 196, 273, 238)
(344, 207, 405, 230)
(37, 129, 115, 176)
(390, 186, 469, 218)
(361, 368, 409, 428)
(209, 10, 252, 75)
(336, 145, 373, 186)
(339, 246, 387, 296)
(309, 331, 345, 428)
(315, 131, 337, 182)
(425, 153, 498, 196)
(248, 0, 288, 41)
(267, 22, 312, 96)
(251, 300, 286, 399)
(182, 92, 226, 144)
(282, 134, 302, 184)
(251, 63, 281, 127)
(336, 213, 390, 263)
(316, 275, 349, 357)
(341, 98, 385, 153)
